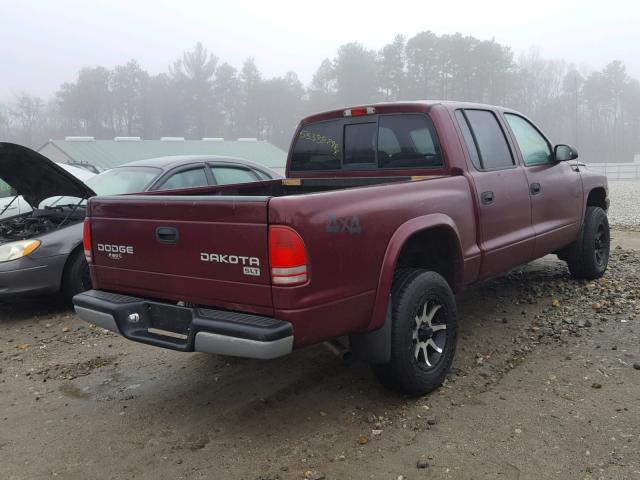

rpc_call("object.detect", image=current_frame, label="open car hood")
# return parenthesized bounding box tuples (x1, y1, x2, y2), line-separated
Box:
(0, 143, 95, 208)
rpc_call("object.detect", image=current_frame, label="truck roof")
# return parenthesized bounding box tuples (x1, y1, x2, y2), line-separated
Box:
(300, 100, 519, 125)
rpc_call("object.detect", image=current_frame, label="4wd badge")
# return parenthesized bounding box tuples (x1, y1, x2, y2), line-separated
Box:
(325, 215, 362, 235)
(97, 243, 134, 261)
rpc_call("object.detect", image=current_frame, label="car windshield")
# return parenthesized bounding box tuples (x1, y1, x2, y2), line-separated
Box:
(86, 166, 161, 195)
(39, 166, 161, 208)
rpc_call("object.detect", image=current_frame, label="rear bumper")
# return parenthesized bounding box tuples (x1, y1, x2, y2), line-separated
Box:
(73, 290, 293, 360)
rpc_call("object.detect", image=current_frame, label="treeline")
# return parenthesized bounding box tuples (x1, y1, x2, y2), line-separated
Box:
(1, 34, 640, 163)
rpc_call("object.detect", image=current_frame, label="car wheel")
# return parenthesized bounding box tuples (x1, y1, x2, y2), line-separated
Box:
(371, 269, 458, 396)
(62, 249, 92, 301)
(566, 206, 610, 280)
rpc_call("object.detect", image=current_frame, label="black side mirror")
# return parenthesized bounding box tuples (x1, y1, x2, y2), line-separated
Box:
(554, 144, 579, 162)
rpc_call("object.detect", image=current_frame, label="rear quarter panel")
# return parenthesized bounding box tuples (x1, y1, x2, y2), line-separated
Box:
(269, 176, 480, 345)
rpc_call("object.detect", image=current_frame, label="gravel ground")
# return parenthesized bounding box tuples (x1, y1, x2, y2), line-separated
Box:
(608, 181, 640, 231)
(1, 237, 639, 479)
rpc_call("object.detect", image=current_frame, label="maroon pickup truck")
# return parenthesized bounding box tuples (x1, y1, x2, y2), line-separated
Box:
(73, 101, 610, 395)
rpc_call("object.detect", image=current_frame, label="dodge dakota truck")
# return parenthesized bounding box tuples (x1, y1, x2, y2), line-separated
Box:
(73, 101, 610, 395)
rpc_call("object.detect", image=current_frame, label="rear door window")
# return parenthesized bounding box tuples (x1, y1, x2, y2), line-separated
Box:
(290, 113, 442, 172)
(211, 167, 258, 185)
(458, 110, 514, 170)
(156, 168, 209, 191)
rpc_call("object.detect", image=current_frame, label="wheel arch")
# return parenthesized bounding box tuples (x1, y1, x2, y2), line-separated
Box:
(59, 241, 84, 290)
(586, 186, 608, 211)
(368, 214, 463, 331)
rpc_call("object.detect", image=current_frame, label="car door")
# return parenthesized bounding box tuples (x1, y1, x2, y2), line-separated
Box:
(455, 109, 535, 279)
(503, 113, 583, 257)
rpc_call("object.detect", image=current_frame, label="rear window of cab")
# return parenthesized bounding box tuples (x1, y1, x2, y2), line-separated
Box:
(290, 113, 443, 172)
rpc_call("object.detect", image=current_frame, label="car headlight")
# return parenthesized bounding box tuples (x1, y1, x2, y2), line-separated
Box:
(0, 240, 41, 262)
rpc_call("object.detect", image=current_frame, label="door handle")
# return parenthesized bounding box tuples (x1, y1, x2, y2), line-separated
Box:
(155, 226, 179, 244)
(1, 205, 16, 210)
(530, 183, 541, 195)
(480, 191, 494, 205)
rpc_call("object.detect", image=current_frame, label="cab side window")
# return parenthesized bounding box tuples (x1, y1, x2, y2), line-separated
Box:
(456, 109, 514, 170)
(455, 111, 481, 169)
(505, 114, 552, 166)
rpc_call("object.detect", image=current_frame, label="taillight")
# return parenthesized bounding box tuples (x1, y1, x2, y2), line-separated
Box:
(269, 226, 308, 286)
(83, 218, 92, 264)
(344, 106, 376, 117)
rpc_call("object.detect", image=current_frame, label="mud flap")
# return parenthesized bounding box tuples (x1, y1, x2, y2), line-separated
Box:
(349, 295, 392, 364)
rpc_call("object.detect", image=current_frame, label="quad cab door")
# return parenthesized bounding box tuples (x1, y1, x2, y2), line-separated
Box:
(454, 109, 535, 279)
(502, 113, 583, 258)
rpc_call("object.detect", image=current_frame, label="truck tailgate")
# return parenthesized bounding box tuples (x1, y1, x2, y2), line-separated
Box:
(88, 195, 273, 313)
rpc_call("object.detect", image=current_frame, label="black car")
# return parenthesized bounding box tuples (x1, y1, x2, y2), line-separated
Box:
(0, 144, 281, 301)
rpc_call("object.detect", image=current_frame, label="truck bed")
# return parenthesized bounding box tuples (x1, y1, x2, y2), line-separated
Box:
(144, 175, 441, 198)
(87, 176, 443, 316)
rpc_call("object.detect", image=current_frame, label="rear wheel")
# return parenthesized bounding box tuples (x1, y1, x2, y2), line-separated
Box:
(371, 269, 458, 396)
(62, 249, 92, 301)
(566, 207, 610, 280)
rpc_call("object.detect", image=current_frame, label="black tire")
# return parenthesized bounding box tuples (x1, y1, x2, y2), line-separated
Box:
(62, 249, 92, 301)
(566, 206, 610, 280)
(371, 269, 458, 396)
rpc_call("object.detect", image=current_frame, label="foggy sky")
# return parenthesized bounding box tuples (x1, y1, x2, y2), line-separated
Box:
(1, 0, 638, 99)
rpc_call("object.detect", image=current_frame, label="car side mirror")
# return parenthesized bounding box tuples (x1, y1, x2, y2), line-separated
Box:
(554, 144, 579, 162)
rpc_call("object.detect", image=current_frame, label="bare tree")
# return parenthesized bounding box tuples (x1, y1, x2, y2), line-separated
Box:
(514, 48, 567, 117)
(10, 92, 44, 145)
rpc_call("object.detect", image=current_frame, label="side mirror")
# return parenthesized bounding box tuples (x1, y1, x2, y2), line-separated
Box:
(554, 144, 579, 162)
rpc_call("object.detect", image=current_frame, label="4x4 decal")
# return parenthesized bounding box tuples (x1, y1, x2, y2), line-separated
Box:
(325, 215, 361, 235)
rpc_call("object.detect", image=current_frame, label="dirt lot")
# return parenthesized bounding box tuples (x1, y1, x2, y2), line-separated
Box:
(1, 231, 639, 480)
